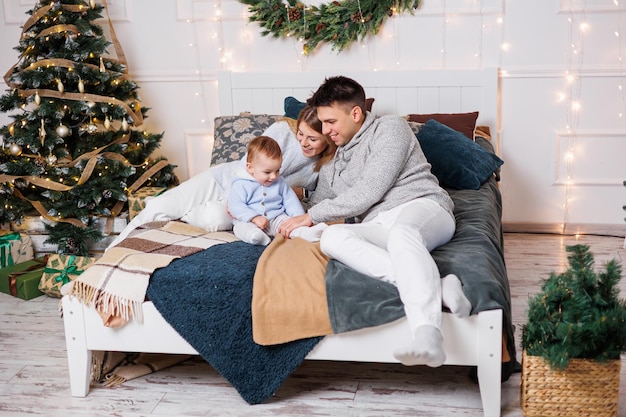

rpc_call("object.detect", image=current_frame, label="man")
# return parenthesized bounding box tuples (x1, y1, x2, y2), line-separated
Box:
(278, 76, 471, 367)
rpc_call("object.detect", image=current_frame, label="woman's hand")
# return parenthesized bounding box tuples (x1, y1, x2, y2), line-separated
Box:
(292, 187, 304, 200)
(278, 213, 312, 237)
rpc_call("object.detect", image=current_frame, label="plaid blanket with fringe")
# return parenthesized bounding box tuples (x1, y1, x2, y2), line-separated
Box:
(67, 221, 237, 326)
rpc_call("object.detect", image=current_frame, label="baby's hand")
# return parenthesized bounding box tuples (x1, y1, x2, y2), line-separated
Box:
(251, 216, 269, 230)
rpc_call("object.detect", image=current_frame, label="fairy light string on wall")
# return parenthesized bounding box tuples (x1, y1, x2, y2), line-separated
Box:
(476, 0, 484, 67)
(441, 0, 448, 68)
(616, 1, 625, 120)
(561, 0, 587, 234)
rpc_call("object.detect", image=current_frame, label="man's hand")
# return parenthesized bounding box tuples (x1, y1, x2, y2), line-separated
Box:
(251, 215, 269, 230)
(278, 213, 313, 238)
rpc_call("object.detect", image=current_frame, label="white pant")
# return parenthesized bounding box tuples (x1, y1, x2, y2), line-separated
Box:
(108, 170, 230, 248)
(234, 213, 291, 240)
(234, 214, 327, 245)
(320, 198, 455, 333)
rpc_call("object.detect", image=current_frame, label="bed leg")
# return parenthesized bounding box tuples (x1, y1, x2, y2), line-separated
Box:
(476, 310, 503, 417)
(61, 296, 92, 397)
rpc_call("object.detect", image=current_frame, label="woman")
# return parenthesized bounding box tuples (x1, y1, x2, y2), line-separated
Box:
(108, 106, 335, 247)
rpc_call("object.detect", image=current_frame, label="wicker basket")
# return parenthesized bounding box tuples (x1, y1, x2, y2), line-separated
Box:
(520, 351, 621, 417)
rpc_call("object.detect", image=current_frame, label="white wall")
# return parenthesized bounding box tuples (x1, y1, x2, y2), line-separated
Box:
(1, 0, 625, 236)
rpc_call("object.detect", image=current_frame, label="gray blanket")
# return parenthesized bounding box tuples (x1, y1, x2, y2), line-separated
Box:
(326, 138, 515, 380)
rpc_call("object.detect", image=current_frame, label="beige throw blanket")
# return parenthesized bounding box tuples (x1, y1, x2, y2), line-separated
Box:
(252, 235, 333, 345)
(68, 221, 237, 327)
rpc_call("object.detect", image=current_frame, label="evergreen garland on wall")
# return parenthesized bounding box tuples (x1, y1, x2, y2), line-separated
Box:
(239, 0, 421, 54)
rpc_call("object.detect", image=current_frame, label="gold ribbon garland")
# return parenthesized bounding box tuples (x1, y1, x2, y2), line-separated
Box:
(19, 88, 143, 126)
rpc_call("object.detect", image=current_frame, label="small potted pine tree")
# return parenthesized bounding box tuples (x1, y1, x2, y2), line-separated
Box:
(521, 244, 626, 417)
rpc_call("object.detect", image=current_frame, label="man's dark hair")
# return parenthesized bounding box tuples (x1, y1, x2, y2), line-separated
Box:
(307, 76, 367, 113)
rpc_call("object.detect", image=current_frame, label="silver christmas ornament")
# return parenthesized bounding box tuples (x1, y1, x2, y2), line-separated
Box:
(9, 143, 22, 156)
(56, 124, 70, 137)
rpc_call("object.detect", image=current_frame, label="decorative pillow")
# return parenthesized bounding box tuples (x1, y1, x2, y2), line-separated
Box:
(212, 114, 283, 165)
(416, 119, 503, 190)
(284, 96, 375, 119)
(407, 111, 479, 140)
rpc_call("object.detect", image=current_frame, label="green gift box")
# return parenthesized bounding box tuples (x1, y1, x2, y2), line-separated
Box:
(0, 257, 47, 300)
(0, 231, 34, 269)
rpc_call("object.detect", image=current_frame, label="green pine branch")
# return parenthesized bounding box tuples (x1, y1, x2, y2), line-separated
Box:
(522, 244, 626, 369)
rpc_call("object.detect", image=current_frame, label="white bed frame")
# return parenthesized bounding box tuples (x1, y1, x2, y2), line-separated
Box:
(62, 68, 505, 417)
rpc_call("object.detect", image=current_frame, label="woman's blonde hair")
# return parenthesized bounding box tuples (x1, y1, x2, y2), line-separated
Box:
(296, 105, 336, 172)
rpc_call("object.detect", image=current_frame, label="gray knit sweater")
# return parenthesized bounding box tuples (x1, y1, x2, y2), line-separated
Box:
(308, 113, 454, 224)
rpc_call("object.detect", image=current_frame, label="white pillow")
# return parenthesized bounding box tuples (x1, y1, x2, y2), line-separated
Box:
(181, 201, 233, 232)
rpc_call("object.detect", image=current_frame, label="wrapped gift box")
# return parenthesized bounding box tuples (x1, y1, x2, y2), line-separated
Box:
(0, 231, 34, 269)
(39, 254, 96, 298)
(128, 186, 167, 220)
(0, 257, 47, 300)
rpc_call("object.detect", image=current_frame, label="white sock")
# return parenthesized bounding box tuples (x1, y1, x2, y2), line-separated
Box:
(393, 325, 446, 367)
(441, 274, 472, 318)
(233, 223, 271, 246)
(289, 223, 328, 242)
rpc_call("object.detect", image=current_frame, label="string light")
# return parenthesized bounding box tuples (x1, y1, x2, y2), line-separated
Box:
(617, 2, 625, 119)
(476, 0, 484, 65)
(441, 0, 448, 67)
(561, 0, 587, 234)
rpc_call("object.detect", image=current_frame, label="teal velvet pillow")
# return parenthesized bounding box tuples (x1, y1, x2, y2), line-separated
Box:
(416, 119, 503, 190)
(284, 96, 306, 120)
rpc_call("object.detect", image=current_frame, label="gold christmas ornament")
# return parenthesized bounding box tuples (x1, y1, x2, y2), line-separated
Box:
(122, 118, 128, 131)
(104, 117, 111, 130)
(57, 79, 64, 93)
(34, 91, 41, 105)
(99, 57, 105, 72)
(90, 0, 96, 8)
(47, 155, 58, 165)
(78, 78, 85, 93)
(9, 143, 22, 156)
(8, 124, 15, 136)
(39, 119, 47, 144)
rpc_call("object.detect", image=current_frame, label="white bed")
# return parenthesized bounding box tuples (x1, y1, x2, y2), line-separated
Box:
(62, 68, 506, 417)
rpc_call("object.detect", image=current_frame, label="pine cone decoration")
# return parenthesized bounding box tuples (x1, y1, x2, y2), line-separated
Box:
(288, 7, 302, 21)
(315, 22, 326, 33)
(65, 237, 78, 253)
(350, 12, 363, 23)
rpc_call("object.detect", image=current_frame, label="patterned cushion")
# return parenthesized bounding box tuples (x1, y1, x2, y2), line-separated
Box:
(212, 114, 283, 165)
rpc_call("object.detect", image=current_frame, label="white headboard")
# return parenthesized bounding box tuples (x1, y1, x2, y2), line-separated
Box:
(217, 68, 500, 132)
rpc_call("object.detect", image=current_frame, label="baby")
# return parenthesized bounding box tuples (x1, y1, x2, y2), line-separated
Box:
(228, 135, 326, 246)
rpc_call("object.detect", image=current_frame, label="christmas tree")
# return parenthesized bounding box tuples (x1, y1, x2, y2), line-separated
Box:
(0, 0, 177, 255)
(522, 244, 626, 370)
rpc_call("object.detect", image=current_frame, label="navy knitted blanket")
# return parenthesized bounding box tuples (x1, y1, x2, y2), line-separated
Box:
(146, 241, 322, 405)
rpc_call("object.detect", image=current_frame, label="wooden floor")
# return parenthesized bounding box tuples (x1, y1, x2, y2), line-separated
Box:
(1, 233, 625, 417)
